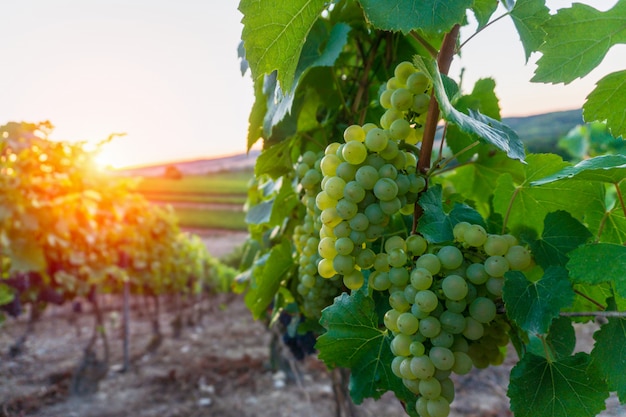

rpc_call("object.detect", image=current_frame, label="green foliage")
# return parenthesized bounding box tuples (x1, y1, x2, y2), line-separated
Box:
(510, 0, 550, 61)
(591, 304, 626, 402)
(584, 70, 626, 139)
(568, 243, 626, 298)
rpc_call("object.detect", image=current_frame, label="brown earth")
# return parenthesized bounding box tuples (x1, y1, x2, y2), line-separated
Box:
(1, 231, 624, 417)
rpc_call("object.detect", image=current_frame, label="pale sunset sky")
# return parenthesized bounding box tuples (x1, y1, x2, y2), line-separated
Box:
(1, 1, 622, 168)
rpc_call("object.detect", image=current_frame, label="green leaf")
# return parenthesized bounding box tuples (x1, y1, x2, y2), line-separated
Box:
(472, 0, 499, 29)
(567, 243, 626, 298)
(492, 154, 604, 235)
(254, 138, 294, 179)
(316, 291, 418, 414)
(247, 77, 267, 150)
(415, 57, 525, 161)
(503, 266, 574, 335)
(244, 240, 294, 319)
(591, 304, 626, 402)
(239, 0, 328, 92)
(584, 70, 626, 139)
(530, 210, 592, 268)
(358, 0, 472, 34)
(532, 2, 626, 84)
(0, 284, 14, 306)
(417, 185, 486, 243)
(586, 181, 626, 244)
(532, 154, 626, 185)
(527, 316, 576, 360)
(8, 238, 47, 274)
(510, 0, 550, 62)
(508, 352, 609, 417)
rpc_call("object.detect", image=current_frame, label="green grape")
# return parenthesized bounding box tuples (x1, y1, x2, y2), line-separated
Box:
(335, 237, 354, 255)
(390, 267, 410, 286)
(415, 397, 431, 417)
(395, 174, 410, 195)
(300, 169, 321, 188)
(336, 162, 358, 182)
(462, 316, 484, 340)
(356, 247, 375, 269)
(410, 340, 426, 357)
(385, 235, 407, 252)
(429, 346, 455, 371)
(439, 310, 466, 334)
(343, 124, 365, 142)
(502, 233, 518, 248)
(318, 257, 337, 278)
(391, 333, 412, 356)
(484, 255, 510, 277)
(437, 245, 464, 270)
(333, 254, 355, 275)
(318, 236, 338, 259)
(415, 253, 442, 275)
(379, 197, 402, 215)
(411, 303, 430, 319)
(387, 76, 402, 89)
(406, 71, 429, 94)
(388, 248, 408, 268)
(333, 220, 351, 238)
(403, 378, 421, 394)
(380, 89, 393, 109)
(342, 140, 368, 165)
(374, 178, 398, 201)
(453, 221, 471, 242)
(355, 165, 379, 189)
(320, 153, 341, 176)
(349, 212, 369, 232)
(431, 330, 454, 348)
(325, 142, 341, 155)
(466, 263, 489, 285)
(389, 290, 410, 312)
(418, 315, 441, 338)
(400, 358, 418, 380)
(440, 378, 455, 403)
(397, 312, 420, 335)
(441, 274, 468, 301)
(335, 198, 358, 220)
(301, 274, 316, 288)
(408, 173, 426, 193)
(365, 127, 389, 152)
(463, 224, 488, 247)
(391, 356, 404, 378)
(505, 245, 532, 270)
(410, 267, 433, 290)
(379, 164, 398, 180)
(374, 253, 390, 271)
(427, 397, 450, 417)
(414, 290, 439, 313)
(365, 152, 385, 170)
(380, 109, 403, 129)
(419, 377, 442, 400)
(379, 139, 399, 160)
(469, 297, 497, 323)
(343, 269, 364, 290)
(485, 276, 504, 297)
(323, 176, 346, 200)
(391, 88, 413, 111)
(349, 230, 366, 245)
(343, 181, 365, 203)
(394, 61, 416, 84)
(389, 118, 411, 140)
(412, 93, 430, 114)
(450, 335, 469, 353)
(445, 298, 467, 314)
(410, 355, 435, 379)
(370, 271, 392, 291)
(407, 234, 428, 256)
(384, 308, 401, 333)
(484, 234, 509, 256)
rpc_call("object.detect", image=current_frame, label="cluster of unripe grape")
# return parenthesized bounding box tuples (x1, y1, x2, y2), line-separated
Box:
(293, 150, 344, 319)
(382, 222, 532, 417)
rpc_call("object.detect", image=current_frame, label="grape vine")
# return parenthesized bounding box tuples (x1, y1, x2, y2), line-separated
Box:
(238, 1, 626, 417)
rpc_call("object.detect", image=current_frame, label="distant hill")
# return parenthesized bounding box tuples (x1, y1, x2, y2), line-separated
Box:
(118, 109, 584, 177)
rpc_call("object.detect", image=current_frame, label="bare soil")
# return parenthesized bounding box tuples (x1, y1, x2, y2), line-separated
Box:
(1, 232, 624, 417)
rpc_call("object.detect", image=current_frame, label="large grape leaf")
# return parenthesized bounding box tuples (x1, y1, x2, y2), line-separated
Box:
(316, 291, 417, 415)
(591, 302, 626, 402)
(531, 154, 626, 185)
(508, 352, 609, 417)
(244, 240, 294, 319)
(527, 316, 576, 361)
(492, 154, 604, 235)
(586, 180, 626, 244)
(503, 267, 574, 335)
(567, 243, 626, 298)
(417, 185, 486, 243)
(510, 0, 550, 62)
(529, 210, 592, 269)
(239, 0, 328, 92)
(247, 77, 267, 150)
(414, 57, 525, 161)
(472, 0, 498, 29)
(584, 70, 626, 139)
(532, 2, 626, 84)
(358, 0, 472, 34)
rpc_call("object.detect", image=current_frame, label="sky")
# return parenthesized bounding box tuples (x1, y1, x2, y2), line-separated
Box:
(1, 1, 623, 168)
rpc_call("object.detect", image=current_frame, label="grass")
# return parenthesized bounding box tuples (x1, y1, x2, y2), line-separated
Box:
(135, 171, 252, 195)
(174, 207, 246, 230)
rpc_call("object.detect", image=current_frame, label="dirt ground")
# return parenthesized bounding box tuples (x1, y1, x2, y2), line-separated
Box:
(1, 232, 624, 417)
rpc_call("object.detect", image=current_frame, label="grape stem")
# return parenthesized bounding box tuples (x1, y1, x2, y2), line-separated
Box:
(560, 311, 626, 318)
(412, 25, 460, 234)
(574, 289, 606, 310)
(352, 34, 383, 124)
(614, 181, 626, 223)
(457, 12, 511, 52)
(409, 31, 438, 58)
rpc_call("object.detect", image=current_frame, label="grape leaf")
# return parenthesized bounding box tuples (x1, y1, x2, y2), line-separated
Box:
(247, 77, 267, 150)
(414, 57, 525, 161)
(527, 316, 576, 360)
(503, 266, 574, 335)
(358, 0, 472, 34)
(508, 352, 609, 417)
(417, 185, 486, 243)
(239, 0, 328, 92)
(492, 154, 604, 235)
(316, 291, 418, 415)
(567, 243, 626, 298)
(530, 210, 592, 268)
(531, 154, 626, 185)
(586, 181, 626, 244)
(532, 2, 626, 84)
(510, 0, 550, 62)
(472, 0, 499, 29)
(254, 137, 294, 179)
(584, 70, 626, 139)
(244, 240, 294, 319)
(591, 303, 626, 402)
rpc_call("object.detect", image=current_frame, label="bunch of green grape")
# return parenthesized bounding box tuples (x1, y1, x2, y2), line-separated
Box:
(293, 151, 344, 319)
(314, 61, 431, 290)
(382, 223, 532, 417)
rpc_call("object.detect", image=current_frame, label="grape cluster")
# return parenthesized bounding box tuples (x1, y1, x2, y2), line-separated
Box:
(314, 61, 432, 290)
(293, 151, 344, 319)
(382, 223, 532, 417)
